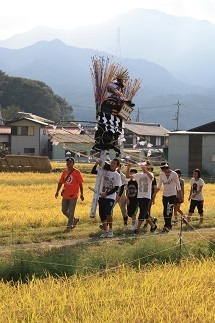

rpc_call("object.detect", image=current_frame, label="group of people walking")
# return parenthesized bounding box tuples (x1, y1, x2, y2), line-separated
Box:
(55, 157, 205, 237)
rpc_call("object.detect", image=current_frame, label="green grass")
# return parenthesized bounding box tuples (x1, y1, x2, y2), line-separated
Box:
(1, 226, 214, 282)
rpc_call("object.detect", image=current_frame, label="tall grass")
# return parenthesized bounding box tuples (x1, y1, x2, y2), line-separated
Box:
(1, 171, 214, 232)
(0, 258, 214, 322)
(1, 228, 214, 282)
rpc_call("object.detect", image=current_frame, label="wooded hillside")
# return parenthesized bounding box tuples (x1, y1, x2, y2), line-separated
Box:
(0, 70, 73, 122)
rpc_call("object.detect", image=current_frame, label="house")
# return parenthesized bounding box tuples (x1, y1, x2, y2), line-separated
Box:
(189, 121, 215, 132)
(48, 125, 121, 161)
(49, 121, 170, 162)
(124, 122, 169, 148)
(122, 122, 169, 161)
(168, 121, 215, 176)
(4, 112, 170, 162)
(6, 112, 54, 156)
(0, 109, 11, 154)
(48, 127, 95, 161)
(0, 126, 11, 151)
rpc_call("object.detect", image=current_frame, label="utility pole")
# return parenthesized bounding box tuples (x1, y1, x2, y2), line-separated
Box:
(136, 107, 140, 122)
(173, 99, 181, 131)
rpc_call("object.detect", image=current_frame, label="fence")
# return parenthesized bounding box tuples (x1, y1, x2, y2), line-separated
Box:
(0, 155, 52, 173)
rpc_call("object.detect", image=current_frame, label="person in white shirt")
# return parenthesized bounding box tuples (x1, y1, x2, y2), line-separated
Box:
(187, 168, 205, 224)
(126, 161, 157, 234)
(91, 158, 122, 238)
(153, 162, 181, 232)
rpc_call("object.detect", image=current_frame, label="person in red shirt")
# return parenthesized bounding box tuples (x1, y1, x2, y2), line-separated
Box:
(55, 157, 84, 229)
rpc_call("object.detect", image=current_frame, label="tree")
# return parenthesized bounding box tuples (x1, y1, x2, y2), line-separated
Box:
(0, 70, 74, 122)
(1, 105, 20, 121)
(55, 95, 74, 122)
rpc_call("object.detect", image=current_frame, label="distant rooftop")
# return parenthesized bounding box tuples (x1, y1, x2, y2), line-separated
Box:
(0, 126, 11, 134)
(188, 120, 215, 132)
(48, 128, 94, 144)
(125, 121, 170, 136)
(7, 112, 55, 125)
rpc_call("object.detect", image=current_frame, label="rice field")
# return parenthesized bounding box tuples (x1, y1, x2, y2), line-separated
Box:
(0, 258, 214, 322)
(0, 168, 214, 322)
(1, 169, 215, 232)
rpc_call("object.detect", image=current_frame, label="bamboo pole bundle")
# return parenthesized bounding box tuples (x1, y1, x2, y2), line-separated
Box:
(90, 56, 119, 114)
(123, 78, 142, 101)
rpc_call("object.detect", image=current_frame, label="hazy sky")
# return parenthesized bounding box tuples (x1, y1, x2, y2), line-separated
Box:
(1, 0, 215, 39)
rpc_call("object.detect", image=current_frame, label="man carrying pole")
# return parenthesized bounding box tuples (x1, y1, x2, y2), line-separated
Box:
(91, 158, 121, 238)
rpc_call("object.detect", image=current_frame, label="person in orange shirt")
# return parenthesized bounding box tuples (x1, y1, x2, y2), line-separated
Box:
(55, 157, 84, 229)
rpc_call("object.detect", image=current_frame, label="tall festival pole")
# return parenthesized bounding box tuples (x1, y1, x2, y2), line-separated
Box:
(89, 56, 117, 218)
(89, 55, 141, 218)
(89, 150, 106, 218)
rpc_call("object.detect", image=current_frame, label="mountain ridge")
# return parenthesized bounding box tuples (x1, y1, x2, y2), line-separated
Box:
(1, 8, 215, 88)
(0, 39, 214, 130)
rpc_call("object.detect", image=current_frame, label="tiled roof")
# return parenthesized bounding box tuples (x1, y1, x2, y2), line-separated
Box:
(7, 112, 54, 125)
(125, 122, 170, 136)
(188, 120, 215, 132)
(48, 128, 80, 135)
(49, 128, 94, 144)
(0, 126, 11, 134)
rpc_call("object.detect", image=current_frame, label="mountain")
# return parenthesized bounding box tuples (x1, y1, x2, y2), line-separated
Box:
(1, 9, 215, 88)
(0, 40, 214, 130)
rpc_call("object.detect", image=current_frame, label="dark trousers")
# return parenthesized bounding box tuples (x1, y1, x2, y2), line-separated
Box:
(162, 195, 176, 228)
(138, 198, 150, 220)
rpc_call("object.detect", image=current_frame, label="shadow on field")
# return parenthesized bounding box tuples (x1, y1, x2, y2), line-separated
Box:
(0, 229, 214, 282)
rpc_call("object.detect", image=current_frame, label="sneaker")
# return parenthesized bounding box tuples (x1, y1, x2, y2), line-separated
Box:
(100, 231, 108, 238)
(129, 225, 136, 231)
(72, 218, 79, 228)
(173, 220, 178, 225)
(107, 229, 114, 238)
(134, 229, 139, 234)
(151, 217, 157, 224)
(150, 225, 157, 233)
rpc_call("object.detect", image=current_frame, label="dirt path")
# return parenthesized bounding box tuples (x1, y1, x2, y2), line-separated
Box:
(0, 227, 214, 253)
